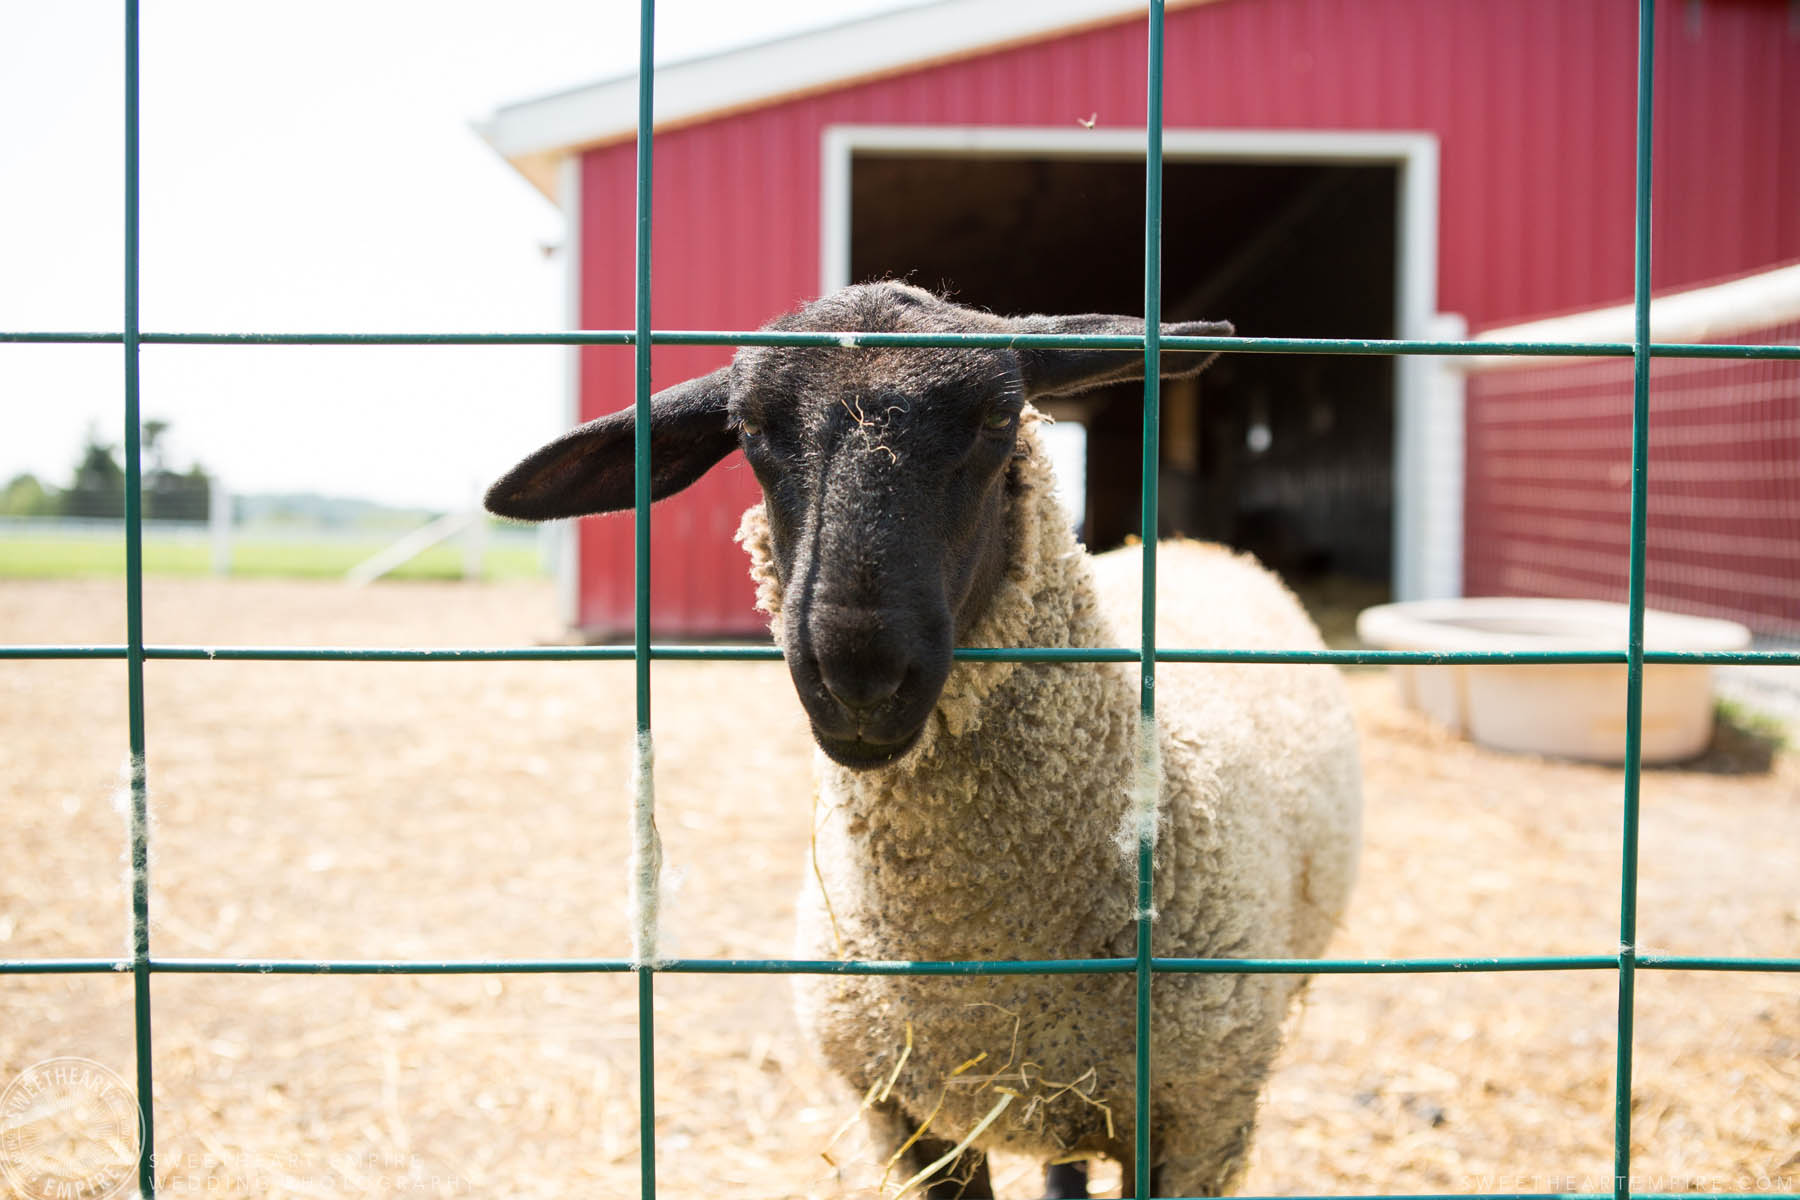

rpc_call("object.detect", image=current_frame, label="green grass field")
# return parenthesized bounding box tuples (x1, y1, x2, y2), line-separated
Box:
(0, 535, 545, 581)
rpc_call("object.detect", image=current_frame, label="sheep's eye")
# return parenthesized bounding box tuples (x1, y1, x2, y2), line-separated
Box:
(981, 408, 1016, 432)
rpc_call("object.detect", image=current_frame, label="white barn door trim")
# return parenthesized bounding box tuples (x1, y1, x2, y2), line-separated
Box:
(821, 124, 1456, 600)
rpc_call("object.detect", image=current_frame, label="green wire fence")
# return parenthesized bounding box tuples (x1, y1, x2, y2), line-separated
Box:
(2, 1, 1798, 1198)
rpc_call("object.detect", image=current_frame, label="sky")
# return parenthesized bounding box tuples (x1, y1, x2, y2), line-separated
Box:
(0, 0, 933, 511)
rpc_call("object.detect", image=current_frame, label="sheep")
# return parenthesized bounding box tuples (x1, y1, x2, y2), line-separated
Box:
(485, 281, 1362, 1199)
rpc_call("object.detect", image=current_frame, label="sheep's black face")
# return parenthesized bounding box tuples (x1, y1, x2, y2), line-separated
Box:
(483, 280, 1232, 772)
(732, 291, 1024, 768)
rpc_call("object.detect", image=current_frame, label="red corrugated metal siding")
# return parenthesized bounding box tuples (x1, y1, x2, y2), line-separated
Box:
(573, 0, 1800, 636)
(1464, 315, 1800, 636)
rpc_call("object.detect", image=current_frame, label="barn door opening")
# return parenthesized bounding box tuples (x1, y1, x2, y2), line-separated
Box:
(829, 130, 1429, 602)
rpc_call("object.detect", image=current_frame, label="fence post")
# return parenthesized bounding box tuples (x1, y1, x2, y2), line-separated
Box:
(208, 476, 231, 577)
(462, 505, 488, 581)
(1417, 312, 1467, 601)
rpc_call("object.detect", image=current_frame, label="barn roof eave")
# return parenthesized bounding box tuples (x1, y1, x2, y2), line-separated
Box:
(478, 0, 1221, 205)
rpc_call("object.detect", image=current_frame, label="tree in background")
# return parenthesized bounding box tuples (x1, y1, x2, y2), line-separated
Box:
(61, 429, 127, 518)
(0, 473, 56, 516)
(142, 419, 211, 521)
(8, 421, 212, 520)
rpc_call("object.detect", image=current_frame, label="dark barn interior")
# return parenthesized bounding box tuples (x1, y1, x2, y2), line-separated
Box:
(849, 152, 1398, 584)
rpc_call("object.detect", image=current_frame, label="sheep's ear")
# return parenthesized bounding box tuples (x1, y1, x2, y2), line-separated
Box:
(485, 367, 734, 521)
(1012, 314, 1234, 400)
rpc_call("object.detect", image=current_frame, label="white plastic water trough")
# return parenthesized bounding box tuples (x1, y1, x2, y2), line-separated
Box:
(1356, 598, 1752, 764)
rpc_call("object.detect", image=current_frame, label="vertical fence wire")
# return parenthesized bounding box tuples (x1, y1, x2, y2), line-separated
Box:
(1134, 3, 1167, 1196)
(1613, 1, 1657, 1194)
(632, 1, 659, 1197)
(122, 1, 157, 1196)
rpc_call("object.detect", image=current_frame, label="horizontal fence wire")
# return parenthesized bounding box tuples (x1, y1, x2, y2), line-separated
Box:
(7, 954, 1800, 977)
(4, 644, 1799, 665)
(4, 328, 1800, 359)
(6, 0, 1795, 1196)
(1212, 1195, 1800, 1200)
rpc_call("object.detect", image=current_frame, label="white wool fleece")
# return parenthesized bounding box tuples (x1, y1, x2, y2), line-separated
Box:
(735, 416, 1361, 1194)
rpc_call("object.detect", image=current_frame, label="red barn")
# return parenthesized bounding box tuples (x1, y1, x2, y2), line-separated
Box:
(482, 0, 1800, 639)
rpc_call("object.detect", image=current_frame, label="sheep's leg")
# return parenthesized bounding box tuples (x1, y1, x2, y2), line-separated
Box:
(899, 1133, 992, 1198)
(1147, 1112, 1254, 1198)
(1042, 1160, 1087, 1198)
(867, 1099, 993, 1198)
(1106, 1142, 1136, 1200)
(1107, 1141, 1165, 1200)
(1153, 1155, 1247, 1199)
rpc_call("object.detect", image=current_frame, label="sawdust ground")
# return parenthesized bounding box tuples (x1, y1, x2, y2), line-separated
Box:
(2, 578, 1795, 1198)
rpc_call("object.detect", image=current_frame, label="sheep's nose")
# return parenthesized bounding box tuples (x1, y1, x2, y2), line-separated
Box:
(818, 656, 907, 717)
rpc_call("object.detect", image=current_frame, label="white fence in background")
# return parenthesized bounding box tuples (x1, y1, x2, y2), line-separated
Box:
(0, 511, 551, 582)
(344, 509, 488, 586)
